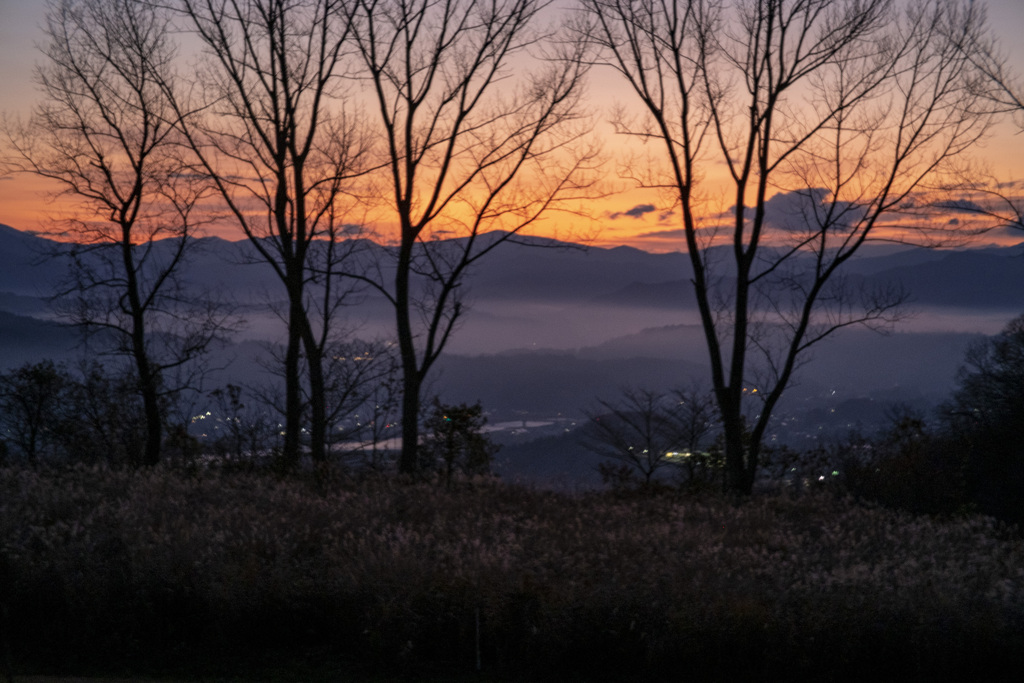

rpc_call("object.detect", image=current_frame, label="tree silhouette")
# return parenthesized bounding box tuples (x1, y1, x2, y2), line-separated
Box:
(582, 386, 718, 487)
(420, 399, 499, 487)
(346, 0, 600, 474)
(927, 16, 1024, 239)
(0, 360, 70, 462)
(3, 0, 225, 466)
(169, 0, 371, 465)
(942, 314, 1024, 521)
(580, 0, 999, 493)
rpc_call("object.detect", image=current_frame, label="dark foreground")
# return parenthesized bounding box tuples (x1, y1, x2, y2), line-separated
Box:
(3, 464, 1023, 682)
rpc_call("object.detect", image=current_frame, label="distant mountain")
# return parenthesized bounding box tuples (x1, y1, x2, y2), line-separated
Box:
(868, 249, 1024, 309)
(433, 350, 708, 418)
(0, 222, 1018, 419)
(3, 222, 1022, 315)
(578, 323, 708, 360)
(465, 239, 690, 301)
(430, 322, 982, 423)
(0, 223, 71, 296)
(593, 244, 1024, 311)
(0, 310, 77, 366)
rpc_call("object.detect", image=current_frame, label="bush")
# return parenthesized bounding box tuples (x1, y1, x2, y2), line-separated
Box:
(418, 399, 499, 486)
(840, 408, 969, 516)
(0, 360, 146, 466)
(941, 315, 1024, 522)
(582, 386, 719, 490)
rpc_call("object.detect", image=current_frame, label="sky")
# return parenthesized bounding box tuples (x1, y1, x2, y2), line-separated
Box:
(2, 0, 1024, 252)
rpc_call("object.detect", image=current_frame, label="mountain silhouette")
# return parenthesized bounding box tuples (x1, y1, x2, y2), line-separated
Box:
(0, 222, 1020, 426)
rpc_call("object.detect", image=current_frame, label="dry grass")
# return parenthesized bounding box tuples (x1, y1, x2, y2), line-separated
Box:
(2, 463, 1023, 681)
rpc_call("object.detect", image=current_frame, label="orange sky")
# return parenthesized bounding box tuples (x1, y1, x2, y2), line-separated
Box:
(3, 0, 1024, 252)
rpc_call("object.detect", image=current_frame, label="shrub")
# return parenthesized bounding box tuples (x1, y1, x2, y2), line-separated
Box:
(840, 409, 968, 516)
(418, 399, 499, 486)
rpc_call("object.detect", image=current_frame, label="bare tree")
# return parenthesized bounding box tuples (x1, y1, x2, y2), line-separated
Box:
(952, 2, 1024, 122)
(667, 383, 720, 486)
(169, 0, 371, 465)
(321, 339, 400, 450)
(347, 0, 599, 474)
(580, 0, 999, 493)
(0, 360, 71, 463)
(583, 386, 718, 487)
(927, 14, 1024, 238)
(583, 388, 688, 486)
(335, 343, 402, 470)
(3, 0, 224, 466)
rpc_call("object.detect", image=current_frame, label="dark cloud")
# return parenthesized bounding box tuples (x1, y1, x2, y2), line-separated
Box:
(636, 227, 689, 239)
(931, 198, 986, 214)
(609, 203, 657, 220)
(729, 188, 865, 233)
(990, 223, 1024, 239)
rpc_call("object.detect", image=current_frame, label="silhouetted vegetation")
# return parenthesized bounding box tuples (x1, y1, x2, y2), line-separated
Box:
(4, 314, 1024, 678)
(942, 315, 1024, 523)
(3, 0, 229, 466)
(2, 464, 1023, 682)
(582, 386, 720, 490)
(0, 360, 146, 465)
(806, 315, 1024, 524)
(343, 0, 597, 477)
(419, 400, 500, 487)
(579, 0, 1001, 494)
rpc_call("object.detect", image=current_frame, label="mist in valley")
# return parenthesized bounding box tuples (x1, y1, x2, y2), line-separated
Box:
(2, 222, 1021, 475)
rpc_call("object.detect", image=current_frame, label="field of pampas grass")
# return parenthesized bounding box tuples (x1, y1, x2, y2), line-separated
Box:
(2, 463, 1023, 682)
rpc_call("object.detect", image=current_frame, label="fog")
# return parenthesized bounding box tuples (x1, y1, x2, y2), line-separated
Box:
(2, 222, 1021, 432)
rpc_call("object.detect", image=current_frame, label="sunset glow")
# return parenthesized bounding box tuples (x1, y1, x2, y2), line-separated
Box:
(3, 0, 1024, 251)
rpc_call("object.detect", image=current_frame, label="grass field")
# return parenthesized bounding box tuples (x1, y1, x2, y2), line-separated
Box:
(3, 463, 1023, 681)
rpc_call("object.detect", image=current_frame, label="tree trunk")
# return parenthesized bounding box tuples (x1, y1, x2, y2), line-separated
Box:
(721, 406, 754, 495)
(130, 315, 162, 467)
(139, 374, 162, 467)
(398, 375, 420, 474)
(125, 239, 162, 468)
(301, 319, 327, 464)
(282, 292, 304, 467)
(396, 243, 420, 474)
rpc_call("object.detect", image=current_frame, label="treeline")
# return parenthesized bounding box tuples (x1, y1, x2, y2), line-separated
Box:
(0, 354, 502, 486)
(578, 314, 1024, 524)
(3, 0, 597, 476)
(4, 314, 1024, 523)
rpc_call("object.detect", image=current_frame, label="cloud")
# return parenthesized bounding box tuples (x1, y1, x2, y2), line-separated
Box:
(763, 188, 830, 232)
(636, 227, 689, 240)
(169, 172, 209, 181)
(730, 188, 865, 233)
(990, 223, 1024, 239)
(609, 203, 657, 220)
(931, 198, 986, 214)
